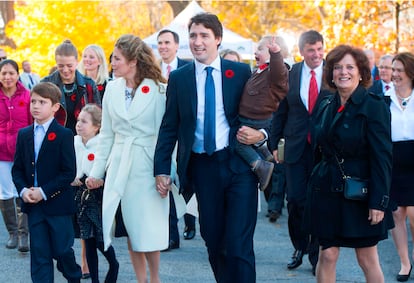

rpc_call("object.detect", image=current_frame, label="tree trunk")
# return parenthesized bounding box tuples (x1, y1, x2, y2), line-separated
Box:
(0, 1, 16, 47)
(167, 1, 190, 17)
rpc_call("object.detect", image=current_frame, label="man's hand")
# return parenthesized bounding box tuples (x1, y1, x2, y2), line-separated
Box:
(156, 175, 171, 198)
(85, 177, 104, 189)
(237, 126, 265, 145)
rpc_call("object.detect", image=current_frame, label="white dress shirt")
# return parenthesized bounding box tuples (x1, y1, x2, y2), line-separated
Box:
(300, 62, 324, 111)
(389, 88, 414, 142)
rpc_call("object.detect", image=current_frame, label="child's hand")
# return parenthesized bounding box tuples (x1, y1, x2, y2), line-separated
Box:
(22, 189, 36, 203)
(31, 187, 44, 203)
(267, 36, 281, 54)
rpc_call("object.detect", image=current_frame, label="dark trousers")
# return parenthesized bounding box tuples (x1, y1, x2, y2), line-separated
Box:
(285, 144, 318, 267)
(190, 149, 258, 283)
(29, 211, 81, 283)
(169, 191, 196, 243)
(265, 162, 286, 213)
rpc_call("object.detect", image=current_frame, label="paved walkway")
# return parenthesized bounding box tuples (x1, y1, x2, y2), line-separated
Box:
(0, 193, 406, 282)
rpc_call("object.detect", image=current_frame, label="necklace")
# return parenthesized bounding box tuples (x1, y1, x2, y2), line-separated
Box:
(396, 93, 412, 107)
(63, 83, 76, 94)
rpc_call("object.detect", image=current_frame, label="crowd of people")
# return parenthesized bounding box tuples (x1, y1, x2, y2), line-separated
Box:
(0, 10, 413, 283)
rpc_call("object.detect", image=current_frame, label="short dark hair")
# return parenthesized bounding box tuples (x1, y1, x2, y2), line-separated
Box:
(393, 52, 414, 86)
(0, 59, 19, 73)
(157, 29, 179, 44)
(298, 30, 324, 52)
(31, 82, 62, 105)
(188, 13, 223, 42)
(324, 45, 372, 89)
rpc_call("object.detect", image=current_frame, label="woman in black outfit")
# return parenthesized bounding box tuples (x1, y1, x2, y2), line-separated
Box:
(308, 45, 393, 283)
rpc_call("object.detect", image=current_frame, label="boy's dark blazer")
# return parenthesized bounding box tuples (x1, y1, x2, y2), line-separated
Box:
(12, 118, 76, 216)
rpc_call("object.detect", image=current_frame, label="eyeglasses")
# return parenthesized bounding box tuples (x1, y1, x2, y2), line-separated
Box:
(378, 65, 392, 70)
(0, 57, 7, 61)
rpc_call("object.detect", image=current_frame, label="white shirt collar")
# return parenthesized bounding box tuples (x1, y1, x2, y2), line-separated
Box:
(194, 55, 221, 76)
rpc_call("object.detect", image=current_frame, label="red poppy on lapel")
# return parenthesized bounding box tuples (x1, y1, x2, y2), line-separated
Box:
(70, 94, 76, 102)
(97, 85, 104, 91)
(141, 86, 150, 94)
(225, 69, 234, 78)
(48, 132, 56, 141)
(18, 100, 25, 107)
(87, 153, 95, 161)
(337, 105, 345, 113)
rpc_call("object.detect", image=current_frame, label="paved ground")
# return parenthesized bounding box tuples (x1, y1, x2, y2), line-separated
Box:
(0, 193, 406, 282)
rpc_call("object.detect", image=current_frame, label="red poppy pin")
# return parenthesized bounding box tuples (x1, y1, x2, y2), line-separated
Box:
(70, 94, 76, 102)
(48, 132, 56, 141)
(141, 86, 150, 94)
(259, 63, 268, 70)
(18, 100, 25, 107)
(225, 69, 234, 78)
(87, 153, 95, 161)
(337, 105, 345, 113)
(97, 85, 104, 91)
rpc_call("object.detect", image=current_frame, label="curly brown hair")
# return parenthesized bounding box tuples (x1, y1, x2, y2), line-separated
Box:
(115, 34, 166, 87)
(324, 45, 372, 90)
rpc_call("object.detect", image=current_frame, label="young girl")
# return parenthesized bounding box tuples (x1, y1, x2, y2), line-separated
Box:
(72, 104, 119, 283)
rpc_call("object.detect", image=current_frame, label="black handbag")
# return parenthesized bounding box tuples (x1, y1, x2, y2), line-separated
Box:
(335, 155, 369, 201)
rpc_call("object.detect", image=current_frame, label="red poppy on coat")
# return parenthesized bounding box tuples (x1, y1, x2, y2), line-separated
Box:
(48, 132, 56, 141)
(141, 86, 150, 93)
(225, 69, 234, 78)
(87, 153, 95, 161)
(337, 105, 345, 113)
(70, 94, 76, 101)
(18, 101, 25, 107)
(97, 85, 104, 91)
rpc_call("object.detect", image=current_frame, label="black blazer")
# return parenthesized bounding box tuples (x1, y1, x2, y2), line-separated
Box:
(154, 59, 251, 191)
(269, 61, 330, 163)
(12, 119, 76, 215)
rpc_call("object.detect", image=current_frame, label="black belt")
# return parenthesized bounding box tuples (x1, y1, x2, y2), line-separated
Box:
(191, 147, 230, 162)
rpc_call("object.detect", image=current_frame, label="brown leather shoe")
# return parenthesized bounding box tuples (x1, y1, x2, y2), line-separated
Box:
(253, 160, 274, 191)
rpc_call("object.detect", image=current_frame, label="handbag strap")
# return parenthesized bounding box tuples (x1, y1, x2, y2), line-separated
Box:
(334, 154, 348, 180)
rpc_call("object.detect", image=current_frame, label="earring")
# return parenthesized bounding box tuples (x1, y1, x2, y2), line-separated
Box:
(359, 77, 362, 81)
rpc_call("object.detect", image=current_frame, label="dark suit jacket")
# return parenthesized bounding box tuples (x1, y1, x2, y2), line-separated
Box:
(12, 118, 76, 216)
(367, 79, 385, 97)
(269, 61, 330, 163)
(154, 59, 251, 192)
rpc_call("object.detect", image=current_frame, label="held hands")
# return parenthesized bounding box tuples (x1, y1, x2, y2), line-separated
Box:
(22, 187, 44, 204)
(156, 175, 171, 198)
(267, 36, 281, 54)
(368, 209, 384, 225)
(85, 177, 104, 190)
(237, 126, 265, 145)
(70, 178, 82, 187)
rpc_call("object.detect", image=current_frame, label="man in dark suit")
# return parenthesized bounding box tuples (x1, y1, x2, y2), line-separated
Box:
(368, 54, 394, 96)
(270, 30, 327, 275)
(12, 82, 81, 283)
(154, 13, 266, 282)
(157, 29, 196, 250)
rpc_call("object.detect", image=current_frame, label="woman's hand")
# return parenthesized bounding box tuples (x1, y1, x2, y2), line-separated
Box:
(71, 178, 82, 187)
(156, 175, 171, 198)
(368, 209, 384, 225)
(237, 126, 265, 145)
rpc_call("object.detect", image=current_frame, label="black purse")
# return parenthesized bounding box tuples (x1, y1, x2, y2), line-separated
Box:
(335, 155, 369, 201)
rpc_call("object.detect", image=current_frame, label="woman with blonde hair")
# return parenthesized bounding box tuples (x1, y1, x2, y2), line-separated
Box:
(86, 34, 168, 283)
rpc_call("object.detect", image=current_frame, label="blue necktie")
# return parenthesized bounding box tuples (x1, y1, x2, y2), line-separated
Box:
(204, 66, 216, 155)
(28, 74, 34, 89)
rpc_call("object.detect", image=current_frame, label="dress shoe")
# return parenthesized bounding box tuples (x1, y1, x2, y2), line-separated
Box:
(268, 211, 281, 223)
(253, 160, 274, 191)
(161, 240, 179, 252)
(183, 226, 196, 240)
(287, 250, 304, 270)
(397, 265, 412, 282)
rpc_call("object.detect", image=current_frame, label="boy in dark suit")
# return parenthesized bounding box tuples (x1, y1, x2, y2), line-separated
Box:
(12, 82, 81, 283)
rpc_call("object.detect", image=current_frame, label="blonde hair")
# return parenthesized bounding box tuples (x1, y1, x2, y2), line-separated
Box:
(78, 44, 109, 85)
(115, 34, 166, 87)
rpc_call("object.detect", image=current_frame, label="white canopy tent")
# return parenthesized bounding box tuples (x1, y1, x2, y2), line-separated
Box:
(143, 1, 255, 60)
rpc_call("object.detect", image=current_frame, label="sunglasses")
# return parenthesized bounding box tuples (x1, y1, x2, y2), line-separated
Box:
(0, 57, 7, 61)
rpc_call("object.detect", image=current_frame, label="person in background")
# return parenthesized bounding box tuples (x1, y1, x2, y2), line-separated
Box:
(0, 59, 31, 252)
(386, 52, 414, 282)
(154, 13, 264, 282)
(308, 45, 393, 283)
(72, 104, 118, 283)
(78, 45, 109, 100)
(86, 34, 168, 283)
(220, 49, 241, 62)
(364, 49, 379, 81)
(157, 29, 196, 249)
(0, 48, 7, 61)
(12, 82, 82, 283)
(19, 60, 40, 90)
(368, 54, 394, 96)
(41, 39, 101, 134)
(270, 30, 326, 274)
(236, 35, 288, 191)
(41, 39, 101, 279)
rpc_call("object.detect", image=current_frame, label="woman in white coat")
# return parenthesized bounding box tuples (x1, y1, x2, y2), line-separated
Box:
(86, 34, 168, 283)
